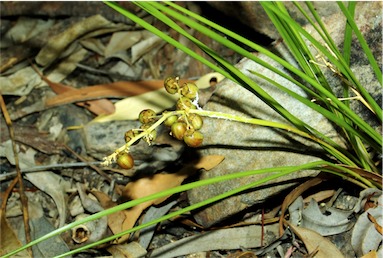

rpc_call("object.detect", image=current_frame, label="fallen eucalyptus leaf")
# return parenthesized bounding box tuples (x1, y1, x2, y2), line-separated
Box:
(93, 88, 180, 123)
(0, 213, 31, 257)
(279, 177, 324, 235)
(351, 194, 383, 257)
(104, 31, 144, 58)
(361, 250, 379, 258)
(79, 38, 105, 56)
(107, 241, 147, 258)
(353, 188, 382, 213)
(131, 34, 164, 64)
(45, 80, 178, 107)
(301, 198, 354, 236)
(138, 200, 177, 249)
(4, 17, 54, 45)
(25, 172, 71, 228)
(32, 62, 115, 115)
(288, 196, 304, 226)
(0, 66, 41, 95)
(94, 155, 224, 244)
(288, 223, 345, 258)
(149, 224, 279, 258)
(76, 183, 104, 213)
(35, 15, 113, 66)
(92, 72, 225, 123)
(27, 201, 71, 257)
(37, 46, 89, 87)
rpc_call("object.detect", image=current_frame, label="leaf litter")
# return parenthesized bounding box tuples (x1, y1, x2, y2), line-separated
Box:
(0, 3, 381, 257)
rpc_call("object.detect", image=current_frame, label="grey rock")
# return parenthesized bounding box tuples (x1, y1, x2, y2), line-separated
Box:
(82, 120, 184, 175)
(36, 105, 92, 155)
(188, 46, 339, 227)
(304, 1, 382, 131)
(188, 2, 381, 227)
(206, 2, 341, 40)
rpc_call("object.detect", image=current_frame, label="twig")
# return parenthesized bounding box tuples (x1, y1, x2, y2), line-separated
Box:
(0, 93, 32, 256)
(0, 161, 103, 181)
(63, 144, 112, 183)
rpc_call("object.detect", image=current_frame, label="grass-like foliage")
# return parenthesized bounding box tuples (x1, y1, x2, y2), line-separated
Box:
(6, 2, 382, 257)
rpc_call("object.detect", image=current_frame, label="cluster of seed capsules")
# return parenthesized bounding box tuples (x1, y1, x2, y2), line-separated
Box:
(116, 76, 204, 170)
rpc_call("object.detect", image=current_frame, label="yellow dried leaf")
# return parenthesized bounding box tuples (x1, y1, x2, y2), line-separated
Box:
(112, 155, 224, 243)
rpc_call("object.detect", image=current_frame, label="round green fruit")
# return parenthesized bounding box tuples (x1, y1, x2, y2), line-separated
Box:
(124, 129, 139, 145)
(171, 122, 187, 140)
(139, 109, 156, 124)
(183, 130, 204, 147)
(176, 97, 196, 111)
(164, 76, 179, 94)
(140, 124, 157, 142)
(164, 115, 178, 127)
(180, 82, 199, 99)
(188, 113, 203, 130)
(117, 153, 134, 169)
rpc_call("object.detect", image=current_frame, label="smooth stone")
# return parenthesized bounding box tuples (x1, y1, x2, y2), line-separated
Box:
(188, 1, 382, 225)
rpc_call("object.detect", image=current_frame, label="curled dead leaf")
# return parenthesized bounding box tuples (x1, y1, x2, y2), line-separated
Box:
(95, 155, 224, 244)
(287, 222, 345, 258)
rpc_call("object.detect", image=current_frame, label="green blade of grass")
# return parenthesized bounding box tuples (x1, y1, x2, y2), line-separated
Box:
(342, 2, 356, 66)
(6, 161, 334, 257)
(339, 2, 375, 172)
(144, 1, 381, 150)
(268, 2, 333, 94)
(261, 2, 382, 142)
(134, 1, 311, 134)
(304, 1, 382, 123)
(55, 161, 373, 257)
(102, 2, 229, 81)
(294, 1, 376, 171)
(337, 2, 382, 86)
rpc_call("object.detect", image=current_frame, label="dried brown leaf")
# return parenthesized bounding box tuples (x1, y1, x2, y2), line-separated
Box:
(279, 177, 324, 236)
(31, 64, 115, 115)
(45, 79, 194, 107)
(107, 242, 147, 258)
(35, 15, 112, 66)
(0, 214, 31, 257)
(361, 250, 379, 258)
(95, 155, 224, 244)
(322, 164, 382, 188)
(90, 190, 129, 240)
(122, 155, 225, 205)
(367, 213, 383, 235)
(287, 222, 345, 258)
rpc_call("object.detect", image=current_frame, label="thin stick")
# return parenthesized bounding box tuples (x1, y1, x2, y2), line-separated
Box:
(0, 93, 32, 256)
(0, 161, 104, 181)
(63, 144, 112, 183)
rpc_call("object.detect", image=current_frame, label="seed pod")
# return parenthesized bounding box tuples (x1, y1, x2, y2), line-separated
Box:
(188, 113, 203, 130)
(164, 115, 178, 127)
(171, 122, 187, 140)
(117, 153, 134, 169)
(183, 130, 203, 147)
(180, 82, 199, 99)
(124, 129, 140, 145)
(164, 76, 179, 94)
(176, 97, 196, 111)
(139, 109, 156, 124)
(140, 124, 157, 142)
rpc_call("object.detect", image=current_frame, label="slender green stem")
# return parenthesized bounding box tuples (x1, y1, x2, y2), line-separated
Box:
(6, 161, 329, 257)
(100, 105, 357, 168)
(134, 1, 311, 134)
(150, 1, 381, 150)
(262, 2, 382, 130)
(337, 2, 382, 85)
(189, 109, 356, 166)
